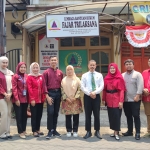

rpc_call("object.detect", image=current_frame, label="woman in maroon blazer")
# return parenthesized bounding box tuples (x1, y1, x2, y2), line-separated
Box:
(12, 62, 28, 139)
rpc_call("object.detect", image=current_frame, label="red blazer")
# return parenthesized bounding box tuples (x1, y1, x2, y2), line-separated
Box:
(12, 74, 28, 103)
(0, 71, 7, 99)
(142, 69, 150, 102)
(102, 82, 124, 108)
(27, 75, 47, 103)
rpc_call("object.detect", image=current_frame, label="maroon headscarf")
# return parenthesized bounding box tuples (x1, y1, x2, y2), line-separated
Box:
(16, 62, 26, 75)
(104, 63, 125, 91)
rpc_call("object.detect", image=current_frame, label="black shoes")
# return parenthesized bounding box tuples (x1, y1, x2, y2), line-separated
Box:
(83, 131, 92, 139)
(94, 131, 102, 139)
(135, 133, 140, 140)
(46, 131, 53, 139)
(53, 130, 61, 137)
(122, 131, 133, 136)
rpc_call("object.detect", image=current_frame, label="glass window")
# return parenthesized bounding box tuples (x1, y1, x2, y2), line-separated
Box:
(101, 52, 109, 64)
(91, 52, 99, 64)
(90, 37, 99, 46)
(60, 38, 72, 47)
(100, 36, 110, 46)
(74, 37, 85, 46)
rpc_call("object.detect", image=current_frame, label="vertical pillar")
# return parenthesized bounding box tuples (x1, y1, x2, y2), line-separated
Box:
(22, 28, 27, 62)
(35, 31, 39, 62)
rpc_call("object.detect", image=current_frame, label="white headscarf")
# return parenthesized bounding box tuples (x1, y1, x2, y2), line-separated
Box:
(0, 56, 14, 75)
(28, 62, 41, 77)
(61, 65, 80, 98)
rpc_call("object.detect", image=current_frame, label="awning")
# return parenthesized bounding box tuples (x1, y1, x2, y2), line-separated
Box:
(18, 0, 146, 33)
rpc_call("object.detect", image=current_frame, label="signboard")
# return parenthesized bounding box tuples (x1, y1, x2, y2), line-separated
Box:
(46, 14, 99, 37)
(39, 34, 58, 73)
(130, 2, 150, 24)
(59, 50, 88, 77)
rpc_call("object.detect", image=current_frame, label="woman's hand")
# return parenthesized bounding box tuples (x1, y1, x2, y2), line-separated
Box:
(143, 88, 149, 96)
(102, 101, 105, 106)
(31, 100, 36, 107)
(119, 102, 123, 109)
(66, 98, 72, 103)
(15, 100, 20, 106)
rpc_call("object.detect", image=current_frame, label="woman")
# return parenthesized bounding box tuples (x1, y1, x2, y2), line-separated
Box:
(0, 56, 14, 140)
(12, 62, 28, 139)
(102, 63, 125, 140)
(61, 65, 83, 138)
(27, 62, 47, 137)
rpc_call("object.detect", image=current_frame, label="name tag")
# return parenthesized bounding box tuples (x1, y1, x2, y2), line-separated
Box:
(23, 89, 27, 96)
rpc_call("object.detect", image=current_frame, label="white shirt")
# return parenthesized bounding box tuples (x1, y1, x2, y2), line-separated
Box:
(81, 71, 104, 96)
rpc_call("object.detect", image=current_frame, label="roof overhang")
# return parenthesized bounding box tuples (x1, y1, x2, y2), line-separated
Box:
(17, 0, 147, 33)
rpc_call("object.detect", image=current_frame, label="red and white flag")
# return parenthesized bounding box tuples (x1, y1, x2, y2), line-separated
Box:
(125, 25, 150, 48)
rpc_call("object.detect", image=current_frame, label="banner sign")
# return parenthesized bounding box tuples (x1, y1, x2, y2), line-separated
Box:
(39, 34, 59, 72)
(130, 2, 150, 24)
(59, 50, 88, 77)
(125, 25, 150, 48)
(46, 14, 99, 37)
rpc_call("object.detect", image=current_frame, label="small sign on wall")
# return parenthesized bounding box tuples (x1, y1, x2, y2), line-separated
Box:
(39, 34, 59, 73)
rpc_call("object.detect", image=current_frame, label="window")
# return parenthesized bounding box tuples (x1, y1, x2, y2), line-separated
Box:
(100, 36, 110, 46)
(60, 38, 72, 47)
(90, 37, 99, 46)
(74, 37, 85, 46)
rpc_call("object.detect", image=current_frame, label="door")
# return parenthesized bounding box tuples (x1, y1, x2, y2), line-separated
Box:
(89, 50, 110, 77)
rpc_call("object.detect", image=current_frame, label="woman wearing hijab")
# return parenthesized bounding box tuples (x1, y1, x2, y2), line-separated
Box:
(12, 62, 28, 139)
(0, 56, 14, 139)
(27, 62, 47, 137)
(61, 65, 83, 138)
(102, 63, 125, 140)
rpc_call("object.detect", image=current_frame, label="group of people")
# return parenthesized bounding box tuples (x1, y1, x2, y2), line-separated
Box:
(0, 55, 150, 142)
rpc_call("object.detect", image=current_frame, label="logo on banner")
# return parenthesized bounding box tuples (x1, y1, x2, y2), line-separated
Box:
(45, 44, 49, 48)
(48, 19, 61, 31)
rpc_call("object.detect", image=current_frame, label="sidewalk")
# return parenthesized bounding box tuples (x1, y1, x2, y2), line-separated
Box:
(0, 109, 149, 150)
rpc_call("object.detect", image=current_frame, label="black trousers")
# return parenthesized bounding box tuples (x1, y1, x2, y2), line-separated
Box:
(123, 100, 141, 133)
(66, 114, 79, 132)
(107, 107, 122, 131)
(30, 103, 44, 133)
(13, 103, 28, 134)
(84, 94, 100, 131)
(47, 90, 61, 131)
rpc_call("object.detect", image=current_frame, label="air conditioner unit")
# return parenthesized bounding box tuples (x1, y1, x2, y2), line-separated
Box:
(11, 23, 22, 35)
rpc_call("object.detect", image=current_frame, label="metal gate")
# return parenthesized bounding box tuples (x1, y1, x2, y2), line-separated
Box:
(0, 48, 22, 73)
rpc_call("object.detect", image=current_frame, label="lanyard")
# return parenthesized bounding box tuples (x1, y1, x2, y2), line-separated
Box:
(19, 75, 26, 84)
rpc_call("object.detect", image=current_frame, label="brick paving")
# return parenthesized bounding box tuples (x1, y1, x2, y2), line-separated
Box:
(0, 109, 149, 150)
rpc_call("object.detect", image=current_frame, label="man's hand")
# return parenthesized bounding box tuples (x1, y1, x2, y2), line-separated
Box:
(118, 102, 123, 109)
(15, 100, 20, 106)
(31, 100, 36, 106)
(47, 96, 53, 105)
(143, 88, 149, 96)
(90, 92, 96, 99)
(134, 94, 140, 102)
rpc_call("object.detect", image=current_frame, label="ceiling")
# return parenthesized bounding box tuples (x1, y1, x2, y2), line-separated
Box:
(5, 0, 29, 11)
(18, 0, 147, 33)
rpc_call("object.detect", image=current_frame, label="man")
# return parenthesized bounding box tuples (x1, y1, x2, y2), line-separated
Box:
(142, 58, 150, 137)
(43, 56, 63, 139)
(81, 60, 104, 139)
(122, 59, 144, 140)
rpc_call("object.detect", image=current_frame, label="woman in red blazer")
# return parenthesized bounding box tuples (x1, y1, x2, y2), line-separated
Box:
(27, 62, 47, 137)
(102, 63, 125, 140)
(12, 62, 28, 139)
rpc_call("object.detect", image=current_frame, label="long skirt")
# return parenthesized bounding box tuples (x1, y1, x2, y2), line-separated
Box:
(107, 107, 122, 131)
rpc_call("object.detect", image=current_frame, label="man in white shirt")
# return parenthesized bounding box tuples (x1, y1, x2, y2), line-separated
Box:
(81, 60, 104, 139)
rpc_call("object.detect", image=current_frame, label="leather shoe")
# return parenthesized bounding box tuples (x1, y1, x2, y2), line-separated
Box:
(83, 131, 92, 139)
(135, 133, 140, 140)
(122, 131, 133, 136)
(94, 131, 102, 139)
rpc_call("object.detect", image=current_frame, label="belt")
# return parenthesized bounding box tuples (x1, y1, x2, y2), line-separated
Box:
(106, 89, 118, 94)
(48, 88, 60, 92)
